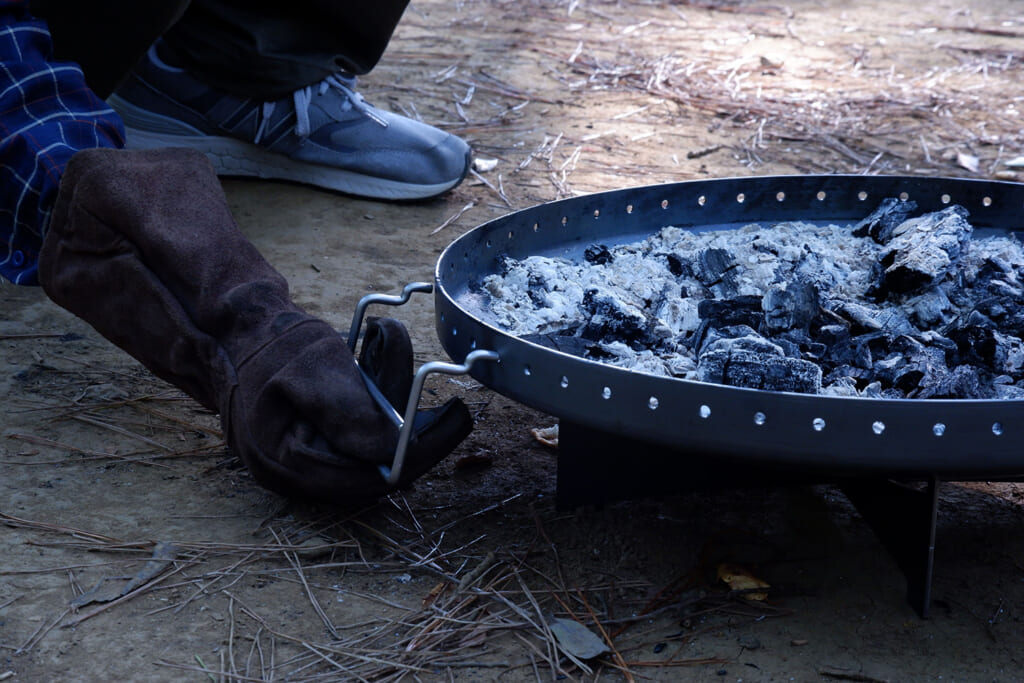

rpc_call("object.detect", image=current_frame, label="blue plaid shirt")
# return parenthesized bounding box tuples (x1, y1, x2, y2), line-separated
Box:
(0, 1, 124, 285)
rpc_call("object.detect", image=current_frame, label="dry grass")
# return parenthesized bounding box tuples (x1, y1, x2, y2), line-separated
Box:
(4, 2, 1024, 681)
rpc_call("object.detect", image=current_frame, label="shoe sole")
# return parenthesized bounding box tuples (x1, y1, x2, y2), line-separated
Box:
(109, 97, 468, 201)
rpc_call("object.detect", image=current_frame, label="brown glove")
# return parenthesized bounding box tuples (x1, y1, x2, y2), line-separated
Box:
(39, 147, 470, 505)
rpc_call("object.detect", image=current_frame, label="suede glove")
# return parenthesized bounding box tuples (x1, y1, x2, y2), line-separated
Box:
(40, 147, 471, 505)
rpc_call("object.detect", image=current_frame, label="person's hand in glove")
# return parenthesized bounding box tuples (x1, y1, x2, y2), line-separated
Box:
(39, 147, 471, 506)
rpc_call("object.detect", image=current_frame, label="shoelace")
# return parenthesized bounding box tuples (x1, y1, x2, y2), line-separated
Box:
(253, 74, 389, 143)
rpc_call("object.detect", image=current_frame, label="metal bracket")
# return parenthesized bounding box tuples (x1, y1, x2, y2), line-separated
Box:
(347, 281, 433, 353)
(346, 282, 499, 485)
(381, 349, 500, 484)
(839, 477, 940, 618)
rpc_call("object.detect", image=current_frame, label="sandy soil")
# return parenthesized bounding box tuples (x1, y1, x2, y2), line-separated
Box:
(3, 1, 1024, 681)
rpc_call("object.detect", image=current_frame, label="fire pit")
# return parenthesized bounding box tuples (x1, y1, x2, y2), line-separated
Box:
(424, 174, 1024, 615)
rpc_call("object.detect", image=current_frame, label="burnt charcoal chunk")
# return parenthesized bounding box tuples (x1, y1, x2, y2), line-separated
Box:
(579, 289, 651, 348)
(878, 205, 973, 296)
(762, 281, 819, 333)
(873, 308, 919, 339)
(825, 332, 879, 371)
(693, 297, 764, 351)
(816, 323, 851, 347)
(889, 344, 949, 395)
(696, 247, 740, 296)
(698, 328, 781, 357)
(527, 273, 548, 307)
(995, 382, 1024, 399)
(905, 287, 956, 330)
(665, 253, 688, 277)
(951, 326, 998, 367)
(695, 296, 765, 344)
(832, 301, 883, 334)
(824, 364, 873, 385)
(851, 197, 918, 244)
(521, 332, 593, 358)
(697, 349, 822, 393)
(916, 364, 986, 399)
(698, 296, 764, 325)
(584, 243, 613, 265)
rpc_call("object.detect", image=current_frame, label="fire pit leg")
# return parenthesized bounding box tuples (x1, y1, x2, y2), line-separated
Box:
(839, 477, 940, 618)
(555, 421, 766, 509)
(556, 421, 671, 509)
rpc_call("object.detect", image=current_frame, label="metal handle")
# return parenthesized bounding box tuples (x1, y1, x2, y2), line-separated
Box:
(346, 282, 500, 485)
(347, 281, 433, 352)
(381, 349, 500, 484)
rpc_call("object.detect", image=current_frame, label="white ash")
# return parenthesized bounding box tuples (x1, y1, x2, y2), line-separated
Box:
(476, 202, 1024, 399)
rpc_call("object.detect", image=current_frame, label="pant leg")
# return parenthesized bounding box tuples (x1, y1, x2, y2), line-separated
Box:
(28, 0, 190, 98)
(161, 0, 410, 100)
(0, 4, 125, 285)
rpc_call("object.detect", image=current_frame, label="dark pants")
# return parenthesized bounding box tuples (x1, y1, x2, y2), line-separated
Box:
(29, 0, 410, 99)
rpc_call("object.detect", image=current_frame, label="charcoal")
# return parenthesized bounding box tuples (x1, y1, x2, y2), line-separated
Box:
(893, 345, 949, 395)
(762, 281, 819, 333)
(816, 323, 851, 348)
(861, 381, 884, 398)
(802, 341, 828, 361)
(695, 247, 740, 297)
(527, 272, 548, 308)
(851, 197, 919, 244)
(832, 301, 883, 333)
(874, 307, 919, 339)
(698, 295, 764, 328)
(877, 205, 973, 296)
(951, 326, 998, 368)
(904, 287, 956, 330)
(919, 329, 958, 353)
(916, 364, 985, 399)
(778, 329, 827, 360)
(481, 197, 1024, 400)
(994, 331, 1024, 376)
(522, 332, 594, 358)
(665, 253, 688, 278)
(962, 309, 996, 330)
(825, 333, 878, 371)
(822, 375, 859, 396)
(999, 311, 1024, 339)
(872, 353, 907, 386)
(699, 329, 783, 358)
(579, 289, 651, 348)
(697, 349, 822, 393)
(584, 243, 613, 265)
(692, 297, 764, 351)
(995, 382, 1024, 399)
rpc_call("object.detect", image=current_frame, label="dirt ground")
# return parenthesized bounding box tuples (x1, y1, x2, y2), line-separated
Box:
(4, 1, 1024, 681)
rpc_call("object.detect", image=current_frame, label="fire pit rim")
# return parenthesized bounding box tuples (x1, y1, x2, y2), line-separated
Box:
(434, 174, 1024, 478)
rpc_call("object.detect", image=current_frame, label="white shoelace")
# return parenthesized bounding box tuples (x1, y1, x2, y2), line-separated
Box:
(253, 75, 389, 143)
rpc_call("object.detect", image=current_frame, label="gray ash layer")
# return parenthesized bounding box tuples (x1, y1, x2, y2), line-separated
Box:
(478, 200, 1024, 399)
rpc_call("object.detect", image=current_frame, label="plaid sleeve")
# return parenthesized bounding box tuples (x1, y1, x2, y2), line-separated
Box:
(0, 2, 124, 285)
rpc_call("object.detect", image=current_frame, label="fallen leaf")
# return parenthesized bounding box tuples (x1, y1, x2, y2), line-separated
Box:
(71, 541, 178, 608)
(956, 151, 980, 173)
(716, 562, 770, 601)
(472, 158, 499, 173)
(546, 615, 609, 659)
(422, 581, 447, 608)
(531, 424, 559, 448)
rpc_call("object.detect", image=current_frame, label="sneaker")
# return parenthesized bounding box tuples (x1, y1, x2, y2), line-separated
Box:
(107, 43, 471, 200)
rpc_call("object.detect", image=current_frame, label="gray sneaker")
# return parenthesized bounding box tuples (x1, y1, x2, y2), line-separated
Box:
(108, 43, 471, 200)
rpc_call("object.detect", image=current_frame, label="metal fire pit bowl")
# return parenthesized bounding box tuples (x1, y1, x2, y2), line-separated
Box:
(430, 174, 1024, 616)
(435, 175, 1024, 481)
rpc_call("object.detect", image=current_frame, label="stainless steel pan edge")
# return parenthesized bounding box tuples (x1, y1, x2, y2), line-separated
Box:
(435, 175, 1024, 478)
